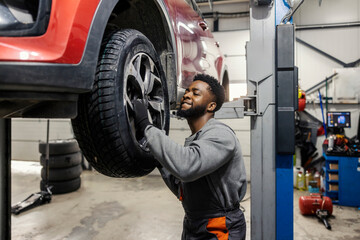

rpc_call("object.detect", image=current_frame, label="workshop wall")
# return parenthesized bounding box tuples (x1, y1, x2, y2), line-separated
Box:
(213, 30, 249, 99)
(293, 0, 360, 91)
(198, 1, 250, 32)
(11, 119, 74, 161)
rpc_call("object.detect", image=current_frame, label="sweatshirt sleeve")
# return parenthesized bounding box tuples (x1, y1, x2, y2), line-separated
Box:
(145, 125, 236, 182)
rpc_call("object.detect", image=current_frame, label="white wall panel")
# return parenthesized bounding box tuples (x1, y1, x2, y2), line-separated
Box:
(12, 119, 47, 141)
(11, 119, 74, 161)
(219, 17, 250, 31)
(213, 30, 249, 81)
(230, 83, 247, 100)
(12, 119, 73, 140)
(225, 57, 247, 81)
(294, 0, 360, 90)
(205, 17, 249, 32)
(243, 156, 250, 182)
(295, 0, 360, 25)
(212, 31, 249, 99)
(213, 31, 249, 55)
(200, 2, 250, 31)
(296, 28, 360, 64)
(12, 141, 40, 161)
(296, 43, 340, 90)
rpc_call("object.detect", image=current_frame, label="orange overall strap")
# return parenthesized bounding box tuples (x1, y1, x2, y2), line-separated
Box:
(179, 184, 184, 201)
(206, 216, 229, 240)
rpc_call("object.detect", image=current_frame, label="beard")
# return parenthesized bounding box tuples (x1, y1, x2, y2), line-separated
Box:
(176, 103, 207, 119)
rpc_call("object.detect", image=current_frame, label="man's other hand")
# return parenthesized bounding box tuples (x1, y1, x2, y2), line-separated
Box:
(132, 99, 151, 135)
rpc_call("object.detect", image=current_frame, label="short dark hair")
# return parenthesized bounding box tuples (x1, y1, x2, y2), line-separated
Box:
(193, 74, 225, 112)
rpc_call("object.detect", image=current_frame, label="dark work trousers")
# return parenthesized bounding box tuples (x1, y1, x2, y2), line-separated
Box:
(181, 208, 246, 240)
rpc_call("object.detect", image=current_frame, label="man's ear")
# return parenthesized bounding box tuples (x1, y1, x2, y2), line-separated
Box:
(207, 102, 217, 112)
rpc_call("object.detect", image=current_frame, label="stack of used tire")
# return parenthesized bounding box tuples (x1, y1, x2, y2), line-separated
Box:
(39, 139, 82, 194)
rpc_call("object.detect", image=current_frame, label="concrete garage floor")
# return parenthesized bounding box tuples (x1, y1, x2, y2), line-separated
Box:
(11, 161, 360, 240)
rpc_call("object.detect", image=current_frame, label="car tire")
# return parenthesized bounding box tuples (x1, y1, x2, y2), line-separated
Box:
(40, 178, 81, 195)
(72, 29, 170, 178)
(40, 152, 82, 168)
(39, 139, 80, 155)
(41, 165, 82, 182)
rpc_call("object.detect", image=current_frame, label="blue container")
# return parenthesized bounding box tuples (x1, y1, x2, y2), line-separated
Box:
(323, 154, 360, 207)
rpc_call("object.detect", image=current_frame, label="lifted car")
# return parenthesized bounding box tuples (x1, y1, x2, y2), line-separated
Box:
(0, 0, 229, 177)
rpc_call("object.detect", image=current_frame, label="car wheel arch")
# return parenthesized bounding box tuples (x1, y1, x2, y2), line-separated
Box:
(81, 0, 178, 107)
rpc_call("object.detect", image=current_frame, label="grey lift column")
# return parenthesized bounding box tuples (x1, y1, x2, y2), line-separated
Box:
(0, 119, 11, 240)
(216, 1, 278, 236)
(247, 1, 277, 239)
(247, 1, 298, 239)
(215, 1, 297, 239)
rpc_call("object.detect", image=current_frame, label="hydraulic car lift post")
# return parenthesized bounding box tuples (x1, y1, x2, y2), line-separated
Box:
(0, 119, 11, 240)
(216, 0, 298, 239)
(248, 1, 297, 239)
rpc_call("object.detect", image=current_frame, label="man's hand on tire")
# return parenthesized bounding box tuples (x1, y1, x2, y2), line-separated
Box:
(132, 99, 151, 135)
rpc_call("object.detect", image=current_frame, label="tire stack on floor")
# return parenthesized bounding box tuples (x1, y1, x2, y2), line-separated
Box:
(39, 139, 82, 194)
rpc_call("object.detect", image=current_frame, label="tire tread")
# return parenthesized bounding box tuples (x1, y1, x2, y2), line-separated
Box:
(71, 29, 169, 178)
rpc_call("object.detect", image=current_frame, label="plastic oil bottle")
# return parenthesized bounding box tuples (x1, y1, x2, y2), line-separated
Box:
(305, 170, 311, 191)
(296, 171, 306, 191)
(314, 171, 321, 191)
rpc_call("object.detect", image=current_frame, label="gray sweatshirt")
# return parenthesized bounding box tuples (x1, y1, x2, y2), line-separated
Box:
(145, 118, 247, 216)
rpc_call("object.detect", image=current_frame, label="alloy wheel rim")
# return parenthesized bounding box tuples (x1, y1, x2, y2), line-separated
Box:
(124, 52, 165, 150)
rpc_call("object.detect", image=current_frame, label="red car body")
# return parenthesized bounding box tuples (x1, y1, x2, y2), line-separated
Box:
(0, 0, 227, 118)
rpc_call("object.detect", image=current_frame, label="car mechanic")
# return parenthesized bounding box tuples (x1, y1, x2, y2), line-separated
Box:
(133, 74, 247, 240)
